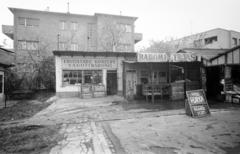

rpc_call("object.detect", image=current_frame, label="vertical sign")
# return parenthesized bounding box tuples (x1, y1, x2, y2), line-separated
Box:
(186, 89, 210, 118)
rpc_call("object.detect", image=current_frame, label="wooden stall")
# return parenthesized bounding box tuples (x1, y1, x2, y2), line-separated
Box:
(208, 45, 240, 103)
(123, 53, 203, 102)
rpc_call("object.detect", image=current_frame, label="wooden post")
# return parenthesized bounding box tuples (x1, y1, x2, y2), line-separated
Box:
(151, 63, 154, 103)
(168, 62, 171, 100)
(184, 62, 187, 99)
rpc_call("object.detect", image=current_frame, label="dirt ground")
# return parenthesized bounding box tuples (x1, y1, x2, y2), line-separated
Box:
(108, 110, 240, 154)
(2, 94, 240, 154)
(24, 96, 240, 154)
(0, 91, 63, 154)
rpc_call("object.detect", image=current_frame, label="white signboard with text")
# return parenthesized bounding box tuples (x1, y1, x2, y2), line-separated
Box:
(137, 53, 196, 62)
(62, 57, 117, 69)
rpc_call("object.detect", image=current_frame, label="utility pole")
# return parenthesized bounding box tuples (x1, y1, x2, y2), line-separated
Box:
(67, 1, 70, 14)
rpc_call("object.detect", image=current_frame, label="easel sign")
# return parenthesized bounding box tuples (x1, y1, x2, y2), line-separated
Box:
(186, 89, 210, 118)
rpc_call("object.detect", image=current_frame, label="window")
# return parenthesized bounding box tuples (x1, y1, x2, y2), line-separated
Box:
(27, 18, 39, 27)
(59, 42, 66, 50)
(63, 70, 82, 86)
(62, 70, 102, 86)
(71, 22, 77, 30)
(158, 72, 167, 83)
(60, 21, 66, 30)
(0, 75, 3, 93)
(233, 38, 237, 46)
(87, 23, 97, 48)
(125, 24, 132, 32)
(18, 17, 26, 26)
(204, 36, 218, 45)
(193, 39, 202, 47)
(70, 43, 78, 51)
(18, 17, 39, 27)
(18, 40, 39, 50)
(120, 43, 131, 52)
(118, 24, 132, 33)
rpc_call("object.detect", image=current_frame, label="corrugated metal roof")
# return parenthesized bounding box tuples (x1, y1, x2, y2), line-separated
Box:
(210, 45, 240, 61)
(178, 48, 228, 60)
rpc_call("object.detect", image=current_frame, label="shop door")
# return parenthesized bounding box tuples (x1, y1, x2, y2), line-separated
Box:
(126, 70, 137, 99)
(107, 70, 118, 95)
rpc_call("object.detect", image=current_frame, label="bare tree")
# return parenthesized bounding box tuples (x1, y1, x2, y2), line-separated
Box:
(141, 32, 207, 53)
(98, 16, 126, 52)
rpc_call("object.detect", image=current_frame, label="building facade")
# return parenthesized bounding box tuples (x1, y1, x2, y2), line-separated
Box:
(171, 28, 240, 50)
(53, 50, 203, 100)
(2, 7, 142, 89)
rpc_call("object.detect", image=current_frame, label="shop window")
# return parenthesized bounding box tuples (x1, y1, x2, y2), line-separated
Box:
(84, 70, 92, 84)
(62, 70, 102, 86)
(62, 70, 82, 86)
(0, 75, 2, 93)
(204, 36, 217, 45)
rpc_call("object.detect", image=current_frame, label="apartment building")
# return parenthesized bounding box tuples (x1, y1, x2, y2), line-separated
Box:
(171, 28, 240, 50)
(2, 7, 142, 64)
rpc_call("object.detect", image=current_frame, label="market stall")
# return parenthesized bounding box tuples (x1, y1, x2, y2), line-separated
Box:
(123, 53, 204, 102)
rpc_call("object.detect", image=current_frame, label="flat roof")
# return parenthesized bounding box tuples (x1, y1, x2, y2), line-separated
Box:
(9, 7, 137, 20)
(53, 50, 137, 57)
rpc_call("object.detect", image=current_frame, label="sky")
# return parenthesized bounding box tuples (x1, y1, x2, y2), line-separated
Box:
(1, 0, 240, 50)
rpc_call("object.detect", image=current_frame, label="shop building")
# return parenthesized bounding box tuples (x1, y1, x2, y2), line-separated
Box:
(53, 50, 136, 98)
(123, 53, 203, 101)
(53, 50, 204, 100)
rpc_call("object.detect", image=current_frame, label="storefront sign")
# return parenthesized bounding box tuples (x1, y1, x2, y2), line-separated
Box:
(186, 89, 210, 118)
(62, 57, 117, 69)
(137, 53, 196, 62)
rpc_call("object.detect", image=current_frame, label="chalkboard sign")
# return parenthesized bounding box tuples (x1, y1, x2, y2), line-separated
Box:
(186, 89, 210, 118)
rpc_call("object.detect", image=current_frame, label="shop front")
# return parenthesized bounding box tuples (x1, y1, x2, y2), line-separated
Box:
(123, 53, 204, 101)
(53, 51, 135, 98)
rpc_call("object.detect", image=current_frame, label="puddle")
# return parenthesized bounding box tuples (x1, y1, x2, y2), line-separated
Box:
(190, 145, 205, 149)
(149, 146, 178, 154)
(221, 142, 240, 154)
(205, 124, 214, 130)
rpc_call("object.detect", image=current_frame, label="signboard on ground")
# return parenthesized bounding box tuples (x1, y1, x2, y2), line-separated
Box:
(186, 89, 210, 118)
